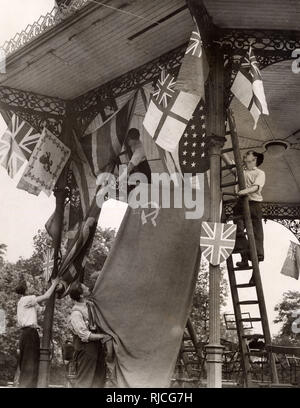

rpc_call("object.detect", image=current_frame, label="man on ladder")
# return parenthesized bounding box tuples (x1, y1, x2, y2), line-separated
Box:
(233, 150, 265, 283)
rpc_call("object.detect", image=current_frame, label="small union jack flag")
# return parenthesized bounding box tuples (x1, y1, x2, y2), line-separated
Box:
(0, 114, 40, 178)
(200, 222, 237, 266)
(152, 69, 177, 108)
(186, 25, 203, 58)
(42, 247, 54, 282)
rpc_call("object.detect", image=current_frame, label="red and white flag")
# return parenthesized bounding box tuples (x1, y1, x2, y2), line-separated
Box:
(143, 69, 199, 152)
(231, 46, 269, 129)
(175, 22, 209, 98)
(200, 222, 237, 265)
(280, 241, 300, 280)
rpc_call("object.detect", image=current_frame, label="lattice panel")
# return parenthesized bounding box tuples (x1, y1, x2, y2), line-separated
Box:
(224, 201, 300, 220)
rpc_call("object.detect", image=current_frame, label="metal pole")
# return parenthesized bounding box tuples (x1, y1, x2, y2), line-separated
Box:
(204, 51, 226, 388)
(37, 108, 72, 388)
(37, 182, 66, 388)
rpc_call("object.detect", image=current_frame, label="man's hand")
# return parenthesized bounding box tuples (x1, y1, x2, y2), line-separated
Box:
(237, 189, 248, 196)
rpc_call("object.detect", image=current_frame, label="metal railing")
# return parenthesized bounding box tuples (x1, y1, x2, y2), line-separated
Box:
(0, 0, 90, 57)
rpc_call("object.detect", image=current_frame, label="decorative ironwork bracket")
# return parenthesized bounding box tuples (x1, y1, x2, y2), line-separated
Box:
(0, 85, 66, 137)
(224, 200, 300, 241)
(271, 219, 300, 242)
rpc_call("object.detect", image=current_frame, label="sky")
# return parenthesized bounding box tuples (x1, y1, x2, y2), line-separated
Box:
(0, 1, 299, 338)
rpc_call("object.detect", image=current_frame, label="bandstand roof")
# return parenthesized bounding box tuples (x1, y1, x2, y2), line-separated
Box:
(0, 0, 300, 206)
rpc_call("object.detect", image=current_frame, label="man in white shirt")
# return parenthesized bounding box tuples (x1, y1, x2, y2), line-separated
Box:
(15, 277, 59, 388)
(233, 151, 266, 276)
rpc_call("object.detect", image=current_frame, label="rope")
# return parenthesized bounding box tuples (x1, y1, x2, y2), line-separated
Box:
(87, 0, 160, 26)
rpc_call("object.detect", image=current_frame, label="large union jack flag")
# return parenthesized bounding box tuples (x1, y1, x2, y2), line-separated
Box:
(200, 222, 237, 265)
(0, 114, 40, 177)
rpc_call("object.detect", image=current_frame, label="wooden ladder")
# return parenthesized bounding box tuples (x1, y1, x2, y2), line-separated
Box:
(220, 109, 279, 388)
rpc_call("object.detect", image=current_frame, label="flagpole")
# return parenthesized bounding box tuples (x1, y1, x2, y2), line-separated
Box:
(37, 107, 73, 388)
(37, 174, 67, 388)
(205, 50, 226, 388)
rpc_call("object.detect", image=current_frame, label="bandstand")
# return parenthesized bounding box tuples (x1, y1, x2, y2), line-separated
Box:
(1, 0, 299, 388)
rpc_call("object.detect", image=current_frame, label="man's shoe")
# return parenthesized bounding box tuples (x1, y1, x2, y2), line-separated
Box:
(236, 260, 250, 269)
(258, 255, 264, 262)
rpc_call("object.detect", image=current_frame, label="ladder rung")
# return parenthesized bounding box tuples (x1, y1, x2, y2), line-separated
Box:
(241, 317, 262, 322)
(238, 300, 259, 305)
(221, 181, 238, 188)
(221, 164, 236, 171)
(236, 283, 255, 288)
(222, 148, 233, 154)
(233, 266, 253, 271)
(242, 334, 264, 340)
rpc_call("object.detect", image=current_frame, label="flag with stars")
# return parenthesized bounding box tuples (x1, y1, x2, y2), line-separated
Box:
(143, 69, 199, 152)
(160, 99, 210, 178)
(200, 222, 237, 266)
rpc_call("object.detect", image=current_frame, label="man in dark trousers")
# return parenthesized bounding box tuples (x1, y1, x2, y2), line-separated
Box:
(233, 150, 265, 282)
(15, 277, 59, 388)
(69, 281, 110, 388)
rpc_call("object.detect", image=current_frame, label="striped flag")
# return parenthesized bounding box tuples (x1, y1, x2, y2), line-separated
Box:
(56, 93, 138, 294)
(200, 222, 237, 265)
(80, 91, 138, 177)
(231, 46, 269, 129)
(0, 114, 40, 178)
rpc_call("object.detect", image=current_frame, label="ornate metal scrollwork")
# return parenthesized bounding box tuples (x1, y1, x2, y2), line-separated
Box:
(0, 86, 66, 137)
(0, 0, 90, 57)
(73, 43, 186, 131)
(224, 201, 300, 220)
(272, 219, 300, 242)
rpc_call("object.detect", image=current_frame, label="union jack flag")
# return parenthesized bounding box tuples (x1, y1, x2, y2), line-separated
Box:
(186, 25, 203, 58)
(152, 69, 177, 108)
(42, 247, 54, 282)
(200, 222, 237, 266)
(0, 114, 40, 177)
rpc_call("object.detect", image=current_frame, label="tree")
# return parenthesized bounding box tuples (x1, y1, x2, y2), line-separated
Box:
(190, 259, 229, 342)
(0, 226, 115, 384)
(273, 290, 300, 345)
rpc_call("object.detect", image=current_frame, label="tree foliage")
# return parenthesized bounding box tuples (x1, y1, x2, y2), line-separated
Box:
(190, 260, 231, 343)
(0, 227, 115, 384)
(273, 290, 300, 345)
